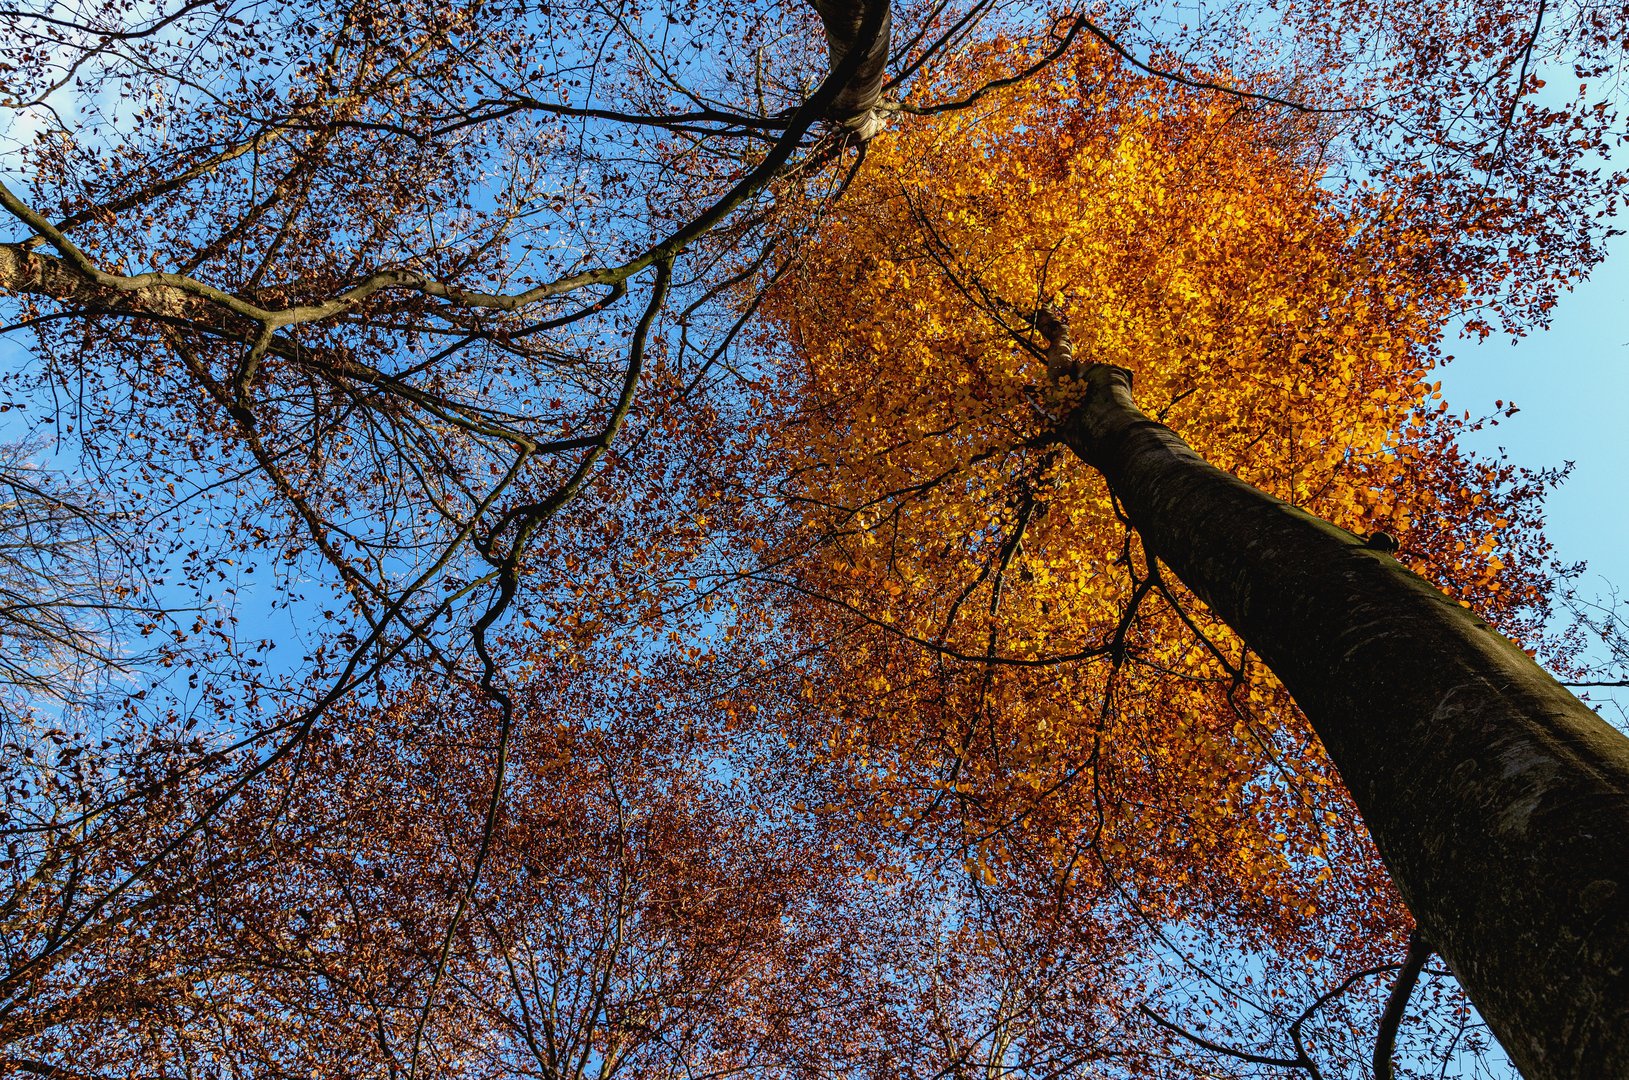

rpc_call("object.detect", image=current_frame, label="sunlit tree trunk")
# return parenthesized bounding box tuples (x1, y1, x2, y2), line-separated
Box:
(812, 0, 892, 140)
(1058, 362, 1629, 1080)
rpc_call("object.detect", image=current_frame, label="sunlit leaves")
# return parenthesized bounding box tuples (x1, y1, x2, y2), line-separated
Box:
(738, 34, 1563, 1022)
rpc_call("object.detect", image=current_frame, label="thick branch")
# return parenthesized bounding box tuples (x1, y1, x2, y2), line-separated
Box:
(2, 0, 891, 323)
(1374, 931, 1432, 1080)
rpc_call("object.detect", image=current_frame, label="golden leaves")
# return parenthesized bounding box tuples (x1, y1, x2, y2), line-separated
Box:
(744, 34, 1552, 960)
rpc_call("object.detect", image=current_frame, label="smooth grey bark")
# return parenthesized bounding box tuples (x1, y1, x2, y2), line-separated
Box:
(811, 0, 892, 140)
(1057, 363, 1629, 1080)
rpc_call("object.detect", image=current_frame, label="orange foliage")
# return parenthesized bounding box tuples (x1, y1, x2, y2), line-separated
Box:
(731, 37, 1561, 971)
(2, 1, 1603, 1074)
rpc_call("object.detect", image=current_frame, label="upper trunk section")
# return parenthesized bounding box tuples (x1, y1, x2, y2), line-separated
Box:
(1059, 362, 1629, 1080)
(811, 0, 891, 141)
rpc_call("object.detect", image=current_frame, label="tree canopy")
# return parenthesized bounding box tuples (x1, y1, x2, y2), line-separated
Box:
(1, 0, 1625, 1076)
(745, 20, 1557, 942)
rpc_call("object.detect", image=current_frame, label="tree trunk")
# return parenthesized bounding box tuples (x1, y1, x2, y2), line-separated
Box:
(1058, 363, 1629, 1079)
(811, 0, 891, 141)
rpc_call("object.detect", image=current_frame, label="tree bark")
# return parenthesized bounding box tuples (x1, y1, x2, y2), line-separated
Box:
(1058, 363, 1629, 1080)
(810, 0, 892, 141)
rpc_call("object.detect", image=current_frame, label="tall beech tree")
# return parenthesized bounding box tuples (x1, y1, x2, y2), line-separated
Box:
(750, 35, 1627, 1078)
(1052, 342, 1629, 1080)
(1, 0, 1627, 1076)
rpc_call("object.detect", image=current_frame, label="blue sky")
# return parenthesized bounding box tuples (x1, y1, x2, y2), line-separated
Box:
(1440, 227, 1629, 689)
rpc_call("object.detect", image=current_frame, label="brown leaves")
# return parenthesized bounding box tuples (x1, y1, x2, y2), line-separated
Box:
(720, 28, 1572, 1075)
(2, 0, 1617, 1074)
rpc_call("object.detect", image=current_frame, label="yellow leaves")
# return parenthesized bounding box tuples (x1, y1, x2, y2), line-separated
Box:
(736, 31, 1532, 951)
(964, 856, 998, 886)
